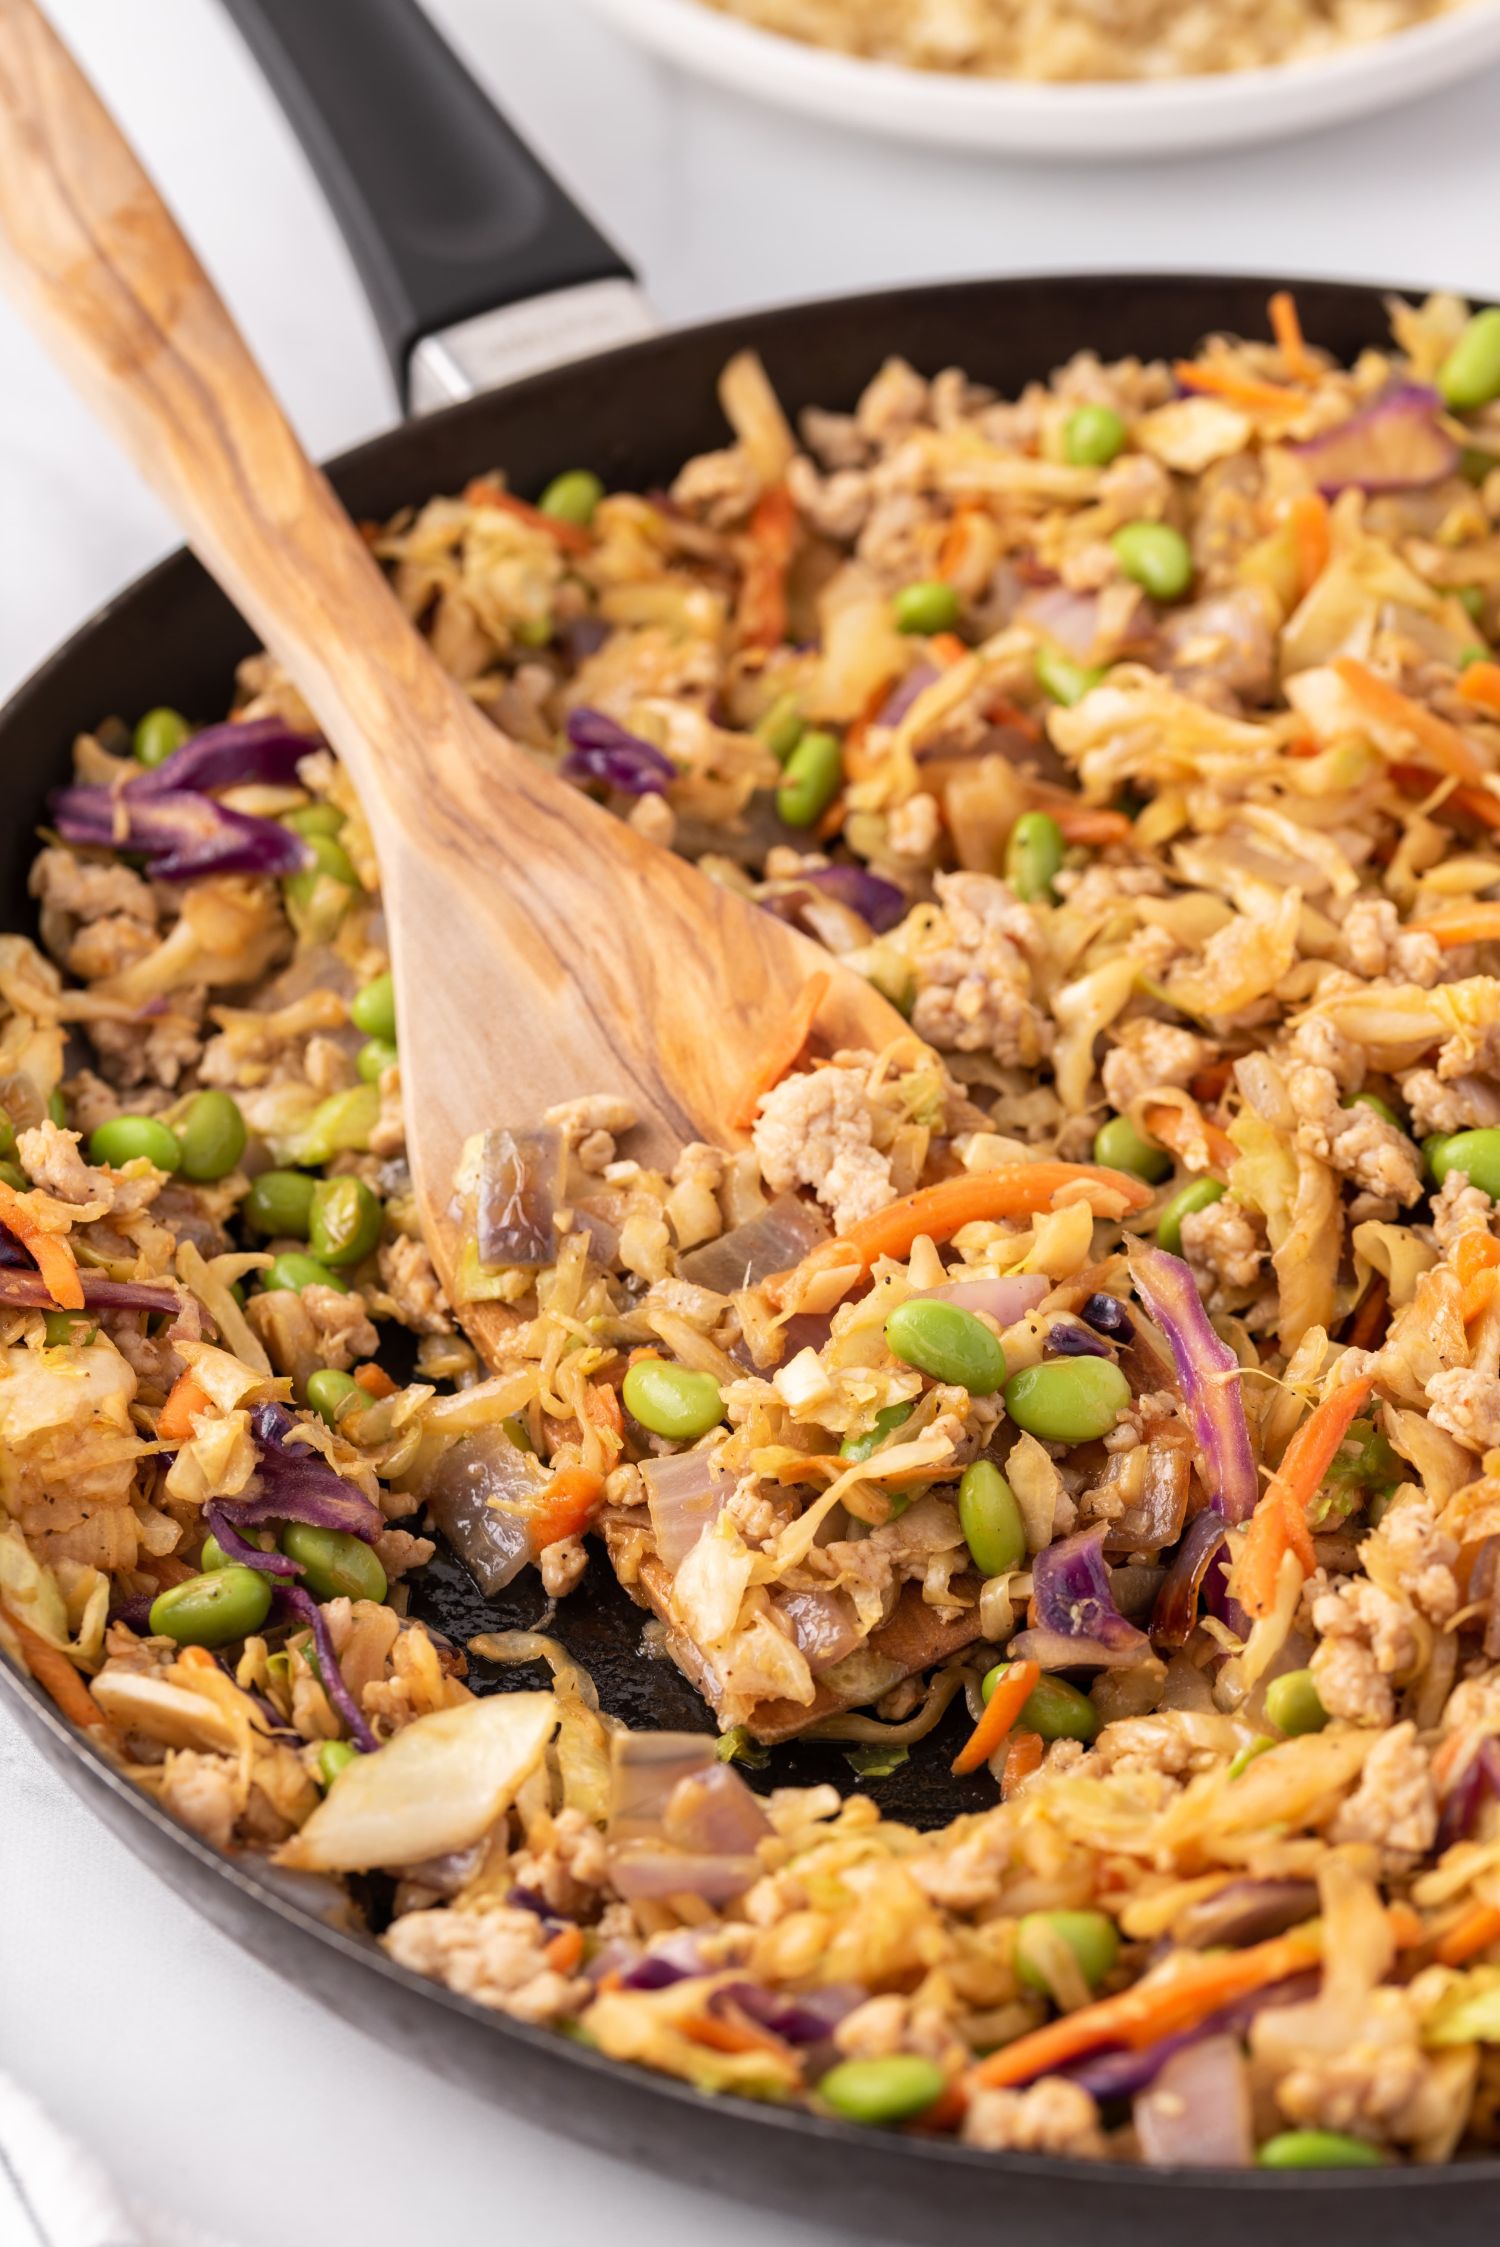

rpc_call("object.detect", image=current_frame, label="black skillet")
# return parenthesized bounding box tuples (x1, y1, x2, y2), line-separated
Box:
(1, 2, 1491, 2235)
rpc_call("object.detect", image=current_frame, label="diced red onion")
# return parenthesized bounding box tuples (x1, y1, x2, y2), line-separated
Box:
(476, 1126, 562, 1268)
(562, 708, 674, 795)
(721, 1981, 865, 2046)
(1151, 1509, 1233, 1649)
(1128, 1245, 1258, 1525)
(921, 1273, 1049, 1326)
(607, 1737, 766, 1900)
(1082, 1293, 1134, 1339)
(1172, 1877, 1319, 1950)
(796, 865, 908, 935)
(1134, 2035, 1253, 2168)
(1032, 1527, 1150, 1657)
(276, 1584, 376, 1752)
(663, 1763, 771, 1857)
(608, 1731, 717, 1842)
(127, 717, 320, 799)
(642, 1448, 729, 1572)
(608, 1843, 762, 1902)
(422, 1428, 549, 1594)
(776, 1585, 864, 1671)
(876, 661, 939, 727)
(679, 1194, 831, 1294)
(1019, 585, 1104, 662)
(1044, 1319, 1113, 1359)
(1294, 384, 1459, 498)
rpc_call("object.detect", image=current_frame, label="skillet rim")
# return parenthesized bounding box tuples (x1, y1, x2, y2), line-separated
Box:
(5, 262, 1498, 2201)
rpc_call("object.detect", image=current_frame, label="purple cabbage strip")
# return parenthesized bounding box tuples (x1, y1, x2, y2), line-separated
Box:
(719, 1981, 866, 2046)
(876, 661, 939, 727)
(1032, 1527, 1149, 1655)
(1044, 1320, 1113, 1360)
(1152, 1510, 1234, 1650)
(0, 1268, 183, 1316)
(1129, 1245, 1258, 1525)
(125, 717, 320, 800)
(0, 1226, 29, 1269)
(561, 708, 674, 796)
(1065, 1971, 1319, 2101)
(110, 1591, 157, 1632)
(229, 1401, 384, 1543)
(277, 1583, 376, 1752)
(796, 864, 908, 934)
(1293, 384, 1458, 499)
(204, 1499, 301, 1579)
(1081, 1292, 1134, 1340)
(51, 783, 312, 883)
(621, 1954, 696, 1992)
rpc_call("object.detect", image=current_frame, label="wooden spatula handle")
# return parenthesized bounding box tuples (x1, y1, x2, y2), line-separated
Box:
(0, 0, 471, 836)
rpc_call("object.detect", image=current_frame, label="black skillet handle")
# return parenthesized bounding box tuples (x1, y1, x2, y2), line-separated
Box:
(219, 0, 641, 408)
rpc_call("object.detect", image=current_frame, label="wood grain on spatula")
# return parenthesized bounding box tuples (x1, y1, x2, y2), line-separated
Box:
(0, 0, 905, 1359)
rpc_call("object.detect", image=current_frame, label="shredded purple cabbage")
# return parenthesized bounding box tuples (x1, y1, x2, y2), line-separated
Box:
(796, 864, 907, 934)
(1129, 1245, 1258, 1525)
(0, 1268, 183, 1316)
(1044, 1319, 1113, 1360)
(276, 1583, 376, 1751)
(1032, 1527, 1149, 1655)
(1065, 1971, 1318, 2101)
(1081, 1293, 1134, 1340)
(204, 1499, 301, 1579)
(126, 717, 320, 800)
(561, 708, 674, 796)
(1293, 384, 1458, 498)
(227, 1401, 385, 1544)
(1152, 1509, 1234, 1649)
(51, 782, 312, 882)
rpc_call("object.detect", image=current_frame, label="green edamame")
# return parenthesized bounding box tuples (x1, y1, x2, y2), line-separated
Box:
(149, 1565, 272, 1647)
(176, 1090, 246, 1183)
(1343, 1090, 1402, 1132)
(350, 972, 396, 1042)
(983, 1665, 1098, 1743)
(622, 1358, 725, 1440)
(840, 1401, 915, 1462)
(1427, 1128, 1500, 1199)
(0, 1161, 25, 1192)
(260, 1251, 349, 1296)
(1156, 1176, 1225, 1255)
(306, 1368, 361, 1426)
(539, 469, 605, 527)
(308, 1176, 383, 1267)
(1003, 1358, 1131, 1444)
(1014, 1909, 1119, 1994)
(1005, 811, 1065, 903)
(892, 580, 960, 636)
(282, 1085, 381, 1167)
(285, 832, 359, 911)
(1439, 308, 1500, 415)
(1264, 1668, 1328, 1737)
(1093, 1113, 1171, 1184)
(356, 1038, 399, 1084)
(958, 1460, 1026, 1578)
(755, 693, 804, 764)
(817, 2055, 946, 2126)
(776, 730, 843, 828)
(1034, 643, 1106, 708)
(283, 802, 345, 839)
(1063, 404, 1127, 467)
(244, 1169, 316, 1238)
(885, 1298, 1006, 1395)
(1458, 585, 1487, 624)
(1112, 521, 1193, 603)
(133, 706, 191, 768)
(281, 1521, 388, 1605)
(1257, 2131, 1384, 2170)
(88, 1115, 182, 1173)
(319, 1739, 360, 1786)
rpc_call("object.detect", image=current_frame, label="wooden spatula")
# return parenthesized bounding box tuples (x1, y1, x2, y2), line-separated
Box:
(0, 0, 905, 1358)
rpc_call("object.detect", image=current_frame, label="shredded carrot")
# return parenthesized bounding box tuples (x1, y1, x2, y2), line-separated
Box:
(737, 485, 798, 651)
(1457, 1233, 1500, 1322)
(1345, 1273, 1390, 1352)
(1140, 1100, 1238, 1177)
(1001, 1729, 1044, 1800)
(544, 1924, 586, 1973)
(530, 1468, 604, 1551)
(984, 694, 1043, 744)
(910, 2080, 967, 2132)
(729, 970, 830, 1132)
(586, 1381, 624, 1441)
(1, 1604, 104, 1729)
(1235, 1373, 1375, 1618)
(1435, 1900, 1500, 1967)
(157, 1371, 212, 1445)
(462, 477, 591, 556)
(353, 1361, 398, 1400)
(1189, 1059, 1236, 1104)
(952, 1659, 1041, 1777)
(927, 631, 970, 669)
(680, 2011, 792, 2059)
(1335, 657, 1488, 786)
(1289, 492, 1331, 595)
(1459, 660, 1500, 717)
(813, 796, 847, 844)
(1052, 804, 1131, 847)
(1421, 904, 1500, 950)
(972, 1927, 1323, 2090)
(1268, 290, 1315, 384)
(0, 1181, 84, 1311)
(936, 503, 986, 585)
(1173, 360, 1306, 416)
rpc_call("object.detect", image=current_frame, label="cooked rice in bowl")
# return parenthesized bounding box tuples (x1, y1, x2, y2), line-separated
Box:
(11, 285, 1500, 2162)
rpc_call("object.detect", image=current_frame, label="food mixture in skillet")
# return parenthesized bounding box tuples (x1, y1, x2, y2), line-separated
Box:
(698, 0, 1463, 85)
(14, 291, 1500, 2165)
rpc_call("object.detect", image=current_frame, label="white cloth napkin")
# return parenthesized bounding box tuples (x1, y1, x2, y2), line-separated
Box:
(0, 2072, 231, 2247)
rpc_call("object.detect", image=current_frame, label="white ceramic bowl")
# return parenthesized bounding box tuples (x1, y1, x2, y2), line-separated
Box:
(581, 0, 1500, 158)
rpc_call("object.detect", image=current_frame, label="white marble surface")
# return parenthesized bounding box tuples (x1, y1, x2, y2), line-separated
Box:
(4, 2, 1500, 2240)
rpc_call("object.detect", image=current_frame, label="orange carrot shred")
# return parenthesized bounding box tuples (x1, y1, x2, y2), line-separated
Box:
(1052, 805, 1131, 847)
(1001, 1729, 1044, 1800)
(927, 631, 970, 669)
(530, 1468, 604, 1552)
(0, 1181, 84, 1310)
(1140, 1100, 1238, 1178)
(462, 477, 591, 555)
(1459, 660, 1500, 718)
(1173, 360, 1306, 416)
(729, 970, 830, 1132)
(157, 1371, 212, 1445)
(1, 1604, 105, 1729)
(544, 1924, 586, 1973)
(737, 485, 799, 651)
(1235, 1373, 1375, 1619)
(680, 2012, 792, 2059)
(1435, 1901, 1500, 1968)
(952, 1659, 1041, 1777)
(1421, 904, 1500, 950)
(1289, 492, 1330, 595)
(353, 1362, 398, 1399)
(1268, 290, 1315, 383)
(1335, 657, 1489, 786)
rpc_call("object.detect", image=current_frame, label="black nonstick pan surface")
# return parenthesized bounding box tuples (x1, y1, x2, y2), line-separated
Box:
(2, 2, 1495, 2236)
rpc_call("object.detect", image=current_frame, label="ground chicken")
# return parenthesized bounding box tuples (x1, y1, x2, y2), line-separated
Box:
(910, 872, 1047, 1067)
(301, 1283, 380, 1370)
(509, 1805, 610, 1917)
(1367, 1499, 1459, 1623)
(1340, 898, 1442, 987)
(669, 444, 759, 528)
(539, 1534, 589, 1597)
(1309, 1576, 1418, 1726)
(962, 2077, 1109, 2159)
(377, 1234, 452, 1334)
(383, 1904, 588, 2024)
(1285, 1061, 1424, 1204)
(786, 451, 871, 544)
(832, 1993, 968, 2074)
(886, 791, 942, 862)
(30, 844, 158, 936)
(1426, 1365, 1500, 1454)
(1329, 1721, 1437, 1865)
(1400, 1070, 1500, 1137)
(1180, 1193, 1267, 1299)
(800, 403, 868, 470)
(752, 1063, 894, 1233)
(373, 1528, 436, 1582)
(855, 357, 930, 445)
(1284, 1008, 1363, 1091)
(158, 1749, 238, 1853)
(90, 1003, 204, 1091)
(1429, 1169, 1500, 1254)
(1273, 1993, 1440, 2145)
(1100, 1018, 1210, 1113)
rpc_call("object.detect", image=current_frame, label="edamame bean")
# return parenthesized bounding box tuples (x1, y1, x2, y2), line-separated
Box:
(885, 1299, 1006, 1395)
(1034, 643, 1105, 707)
(1003, 1357, 1131, 1444)
(1459, 585, 1487, 624)
(281, 1521, 388, 1604)
(149, 1565, 272, 1647)
(133, 706, 191, 768)
(755, 693, 803, 763)
(1439, 308, 1500, 414)
(200, 1527, 274, 1570)
(539, 468, 605, 527)
(817, 2055, 947, 2126)
(283, 802, 345, 839)
(176, 1090, 246, 1182)
(244, 1169, 316, 1238)
(1427, 1128, 1500, 1199)
(47, 1090, 67, 1128)
(958, 1460, 1026, 1578)
(1264, 1668, 1328, 1737)
(1005, 810, 1065, 903)
(88, 1115, 182, 1173)
(622, 1358, 725, 1440)
(261, 1251, 349, 1295)
(892, 580, 960, 636)
(356, 1038, 399, 1083)
(319, 1739, 360, 1786)
(308, 1176, 383, 1267)
(1256, 2131, 1384, 2170)
(1344, 1090, 1401, 1132)
(285, 832, 359, 911)
(1156, 1176, 1225, 1255)
(0, 1160, 28, 1191)
(1093, 1113, 1172, 1184)
(0, 1111, 15, 1162)
(351, 972, 396, 1042)
(1112, 521, 1193, 603)
(983, 1665, 1098, 1743)
(841, 1400, 915, 1462)
(1063, 404, 1127, 467)
(306, 1368, 361, 1425)
(776, 729, 843, 828)
(1014, 1909, 1119, 1994)
(283, 1084, 381, 1167)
